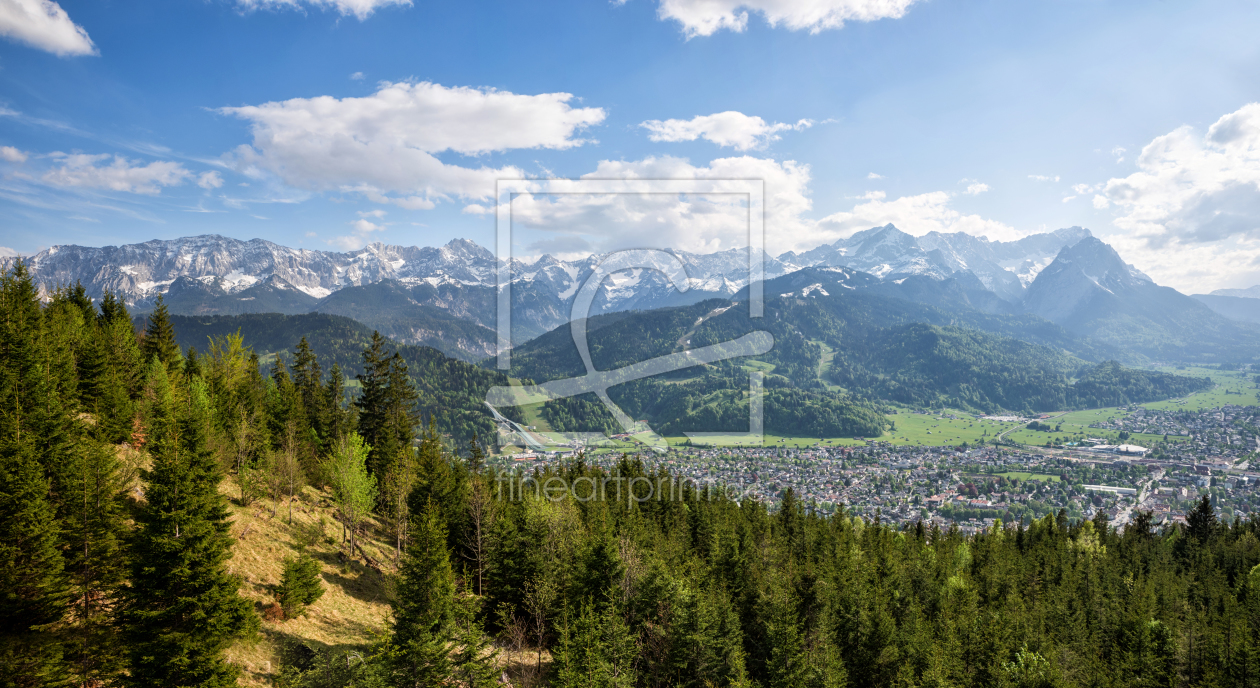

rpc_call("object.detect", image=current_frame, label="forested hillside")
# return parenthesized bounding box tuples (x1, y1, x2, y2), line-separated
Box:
(504, 291, 1207, 434)
(155, 310, 514, 443)
(6, 261, 1260, 688)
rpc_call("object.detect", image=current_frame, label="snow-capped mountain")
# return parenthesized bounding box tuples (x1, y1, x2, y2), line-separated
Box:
(11, 234, 497, 302)
(6, 225, 1110, 348)
(778, 224, 1091, 302)
(1020, 236, 1258, 361)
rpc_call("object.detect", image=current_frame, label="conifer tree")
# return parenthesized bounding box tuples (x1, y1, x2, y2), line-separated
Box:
(291, 337, 325, 435)
(122, 361, 257, 687)
(0, 262, 71, 685)
(61, 438, 129, 687)
(388, 502, 457, 686)
(322, 363, 353, 448)
(356, 332, 417, 479)
(139, 294, 180, 373)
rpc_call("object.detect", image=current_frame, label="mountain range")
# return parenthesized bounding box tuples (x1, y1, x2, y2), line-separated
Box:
(7, 226, 1260, 364)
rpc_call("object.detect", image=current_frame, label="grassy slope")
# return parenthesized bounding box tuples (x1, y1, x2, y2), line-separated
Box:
(222, 482, 395, 686)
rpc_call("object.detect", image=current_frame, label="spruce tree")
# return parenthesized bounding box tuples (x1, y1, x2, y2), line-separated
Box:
(0, 262, 70, 686)
(322, 363, 352, 448)
(123, 362, 257, 687)
(387, 502, 457, 686)
(139, 294, 179, 373)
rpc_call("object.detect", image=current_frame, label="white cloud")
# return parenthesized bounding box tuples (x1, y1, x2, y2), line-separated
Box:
(657, 0, 920, 38)
(1111, 146, 1127, 163)
(817, 190, 1022, 243)
(1093, 195, 1109, 210)
(42, 153, 191, 194)
(963, 182, 989, 195)
(0, 145, 27, 162)
(304, 231, 317, 237)
(331, 216, 386, 250)
(1028, 174, 1060, 182)
(221, 81, 606, 206)
(1097, 103, 1260, 291)
(350, 71, 365, 80)
(235, 0, 411, 21)
(509, 155, 813, 255)
(639, 111, 811, 150)
(0, 246, 19, 258)
(197, 170, 224, 189)
(357, 208, 386, 218)
(0, 0, 95, 56)
(329, 235, 366, 250)
(462, 203, 491, 215)
(866, 172, 883, 179)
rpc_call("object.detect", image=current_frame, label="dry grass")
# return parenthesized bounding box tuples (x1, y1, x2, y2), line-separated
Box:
(213, 478, 553, 685)
(220, 481, 397, 686)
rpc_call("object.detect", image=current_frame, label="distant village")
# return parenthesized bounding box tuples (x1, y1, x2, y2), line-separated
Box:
(491, 401, 1260, 534)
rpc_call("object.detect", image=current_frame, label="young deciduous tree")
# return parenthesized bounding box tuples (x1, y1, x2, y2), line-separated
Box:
(324, 433, 377, 563)
(274, 422, 307, 524)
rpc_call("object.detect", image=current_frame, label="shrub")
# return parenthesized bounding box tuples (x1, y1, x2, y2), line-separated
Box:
(278, 554, 325, 618)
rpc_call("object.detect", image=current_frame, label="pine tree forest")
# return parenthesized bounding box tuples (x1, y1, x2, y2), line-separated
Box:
(10, 258, 1260, 688)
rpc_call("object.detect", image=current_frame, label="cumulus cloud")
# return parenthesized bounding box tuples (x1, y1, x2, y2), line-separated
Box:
(963, 182, 989, 195)
(1028, 174, 1060, 182)
(0, 246, 19, 258)
(1097, 103, 1260, 291)
(331, 214, 388, 250)
(640, 111, 811, 150)
(350, 71, 365, 80)
(866, 172, 883, 179)
(42, 153, 191, 194)
(1104, 103, 1260, 246)
(197, 171, 224, 189)
(657, 0, 920, 38)
(509, 155, 813, 255)
(0, 145, 27, 162)
(0, 0, 95, 56)
(221, 81, 606, 206)
(1111, 146, 1127, 163)
(817, 190, 1021, 243)
(234, 0, 411, 21)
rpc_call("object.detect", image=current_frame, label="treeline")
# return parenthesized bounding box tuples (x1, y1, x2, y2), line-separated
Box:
(162, 311, 517, 443)
(1069, 360, 1210, 408)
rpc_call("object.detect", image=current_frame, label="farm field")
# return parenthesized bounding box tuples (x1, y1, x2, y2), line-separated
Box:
(881, 411, 1020, 447)
(1143, 367, 1259, 411)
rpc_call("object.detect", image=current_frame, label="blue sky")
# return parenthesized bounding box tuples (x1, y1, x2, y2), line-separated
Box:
(2, 0, 1260, 292)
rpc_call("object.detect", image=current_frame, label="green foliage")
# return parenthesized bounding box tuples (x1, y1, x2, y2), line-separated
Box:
(123, 362, 258, 687)
(165, 312, 517, 444)
(278, 555, 325, 619)
(323, 433, 378, 561)
(140, 294, 181, 374)
(506, 294, 1207, 435)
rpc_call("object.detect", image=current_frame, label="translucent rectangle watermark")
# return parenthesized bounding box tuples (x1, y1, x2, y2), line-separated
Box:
(486, 178, 773, 450)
